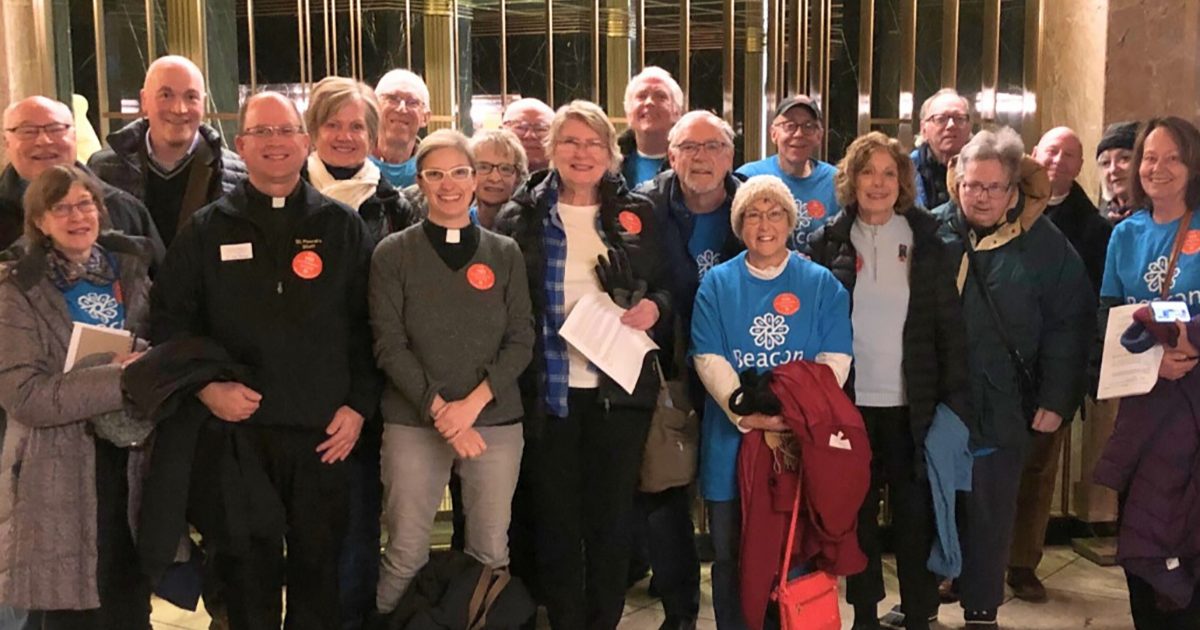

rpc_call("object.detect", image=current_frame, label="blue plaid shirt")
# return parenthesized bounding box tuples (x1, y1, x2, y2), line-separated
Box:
(542, 202, 571, 417)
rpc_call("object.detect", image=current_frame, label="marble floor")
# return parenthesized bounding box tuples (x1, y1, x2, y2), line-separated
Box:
(149, 546, 1136, 630)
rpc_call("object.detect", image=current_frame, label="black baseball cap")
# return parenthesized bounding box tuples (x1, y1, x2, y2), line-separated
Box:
(774, 95, 822, 121)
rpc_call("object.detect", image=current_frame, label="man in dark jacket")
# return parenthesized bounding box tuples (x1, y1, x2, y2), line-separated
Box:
(911, 89, 972, 209)
(2, 96, 164, 257)
(88, 55, 246, 247)
(619, 67, 683, 189)
(1005, 126, 1113, 602)
(933, 128, 1095, 629)
(150, 91, 380, 630)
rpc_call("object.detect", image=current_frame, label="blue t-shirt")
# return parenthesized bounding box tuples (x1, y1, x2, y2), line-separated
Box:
(735, 157, 840, 250)
(689, 251, 853, 501)
(62, 280, 126, 329)
(371, 154, 418, 189)
(468, 204, 479, 226)
(688, 207, 732, 281)
(1101, 209, 1200, 316)
(623, 153, 666, 189)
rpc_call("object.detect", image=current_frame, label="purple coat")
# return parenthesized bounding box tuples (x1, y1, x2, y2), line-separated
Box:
(1094, 326, 1200, 610)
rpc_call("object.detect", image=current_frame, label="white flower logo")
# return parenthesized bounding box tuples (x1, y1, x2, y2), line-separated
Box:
(1144, 255, 1181, 294)
(77, 292, 119, 324)
(749, 313, 790, 350)
(695, 250, 720, 278)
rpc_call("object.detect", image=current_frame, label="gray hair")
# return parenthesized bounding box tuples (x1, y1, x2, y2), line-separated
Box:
(955, 126, 1025, 184)
(470, 128, 530, 183)
(667, 110, 735, 146)
(919, 88, 970, 122)
(624, 66, 685, 117)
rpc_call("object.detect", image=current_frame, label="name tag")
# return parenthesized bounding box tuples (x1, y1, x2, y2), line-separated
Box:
(220, 243, 254, 261)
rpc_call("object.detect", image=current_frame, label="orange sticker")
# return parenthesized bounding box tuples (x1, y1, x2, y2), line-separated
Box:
(618, 210, 643, 235)
(114, 281, 124, 304)
(855, 254, 864, 272)
(806, 200, 827, 220)
(1183, 230, 1200, 256)
(292, 250, 323, 280)
(774, 292, 800, 316)
(467, 263, 496, 290)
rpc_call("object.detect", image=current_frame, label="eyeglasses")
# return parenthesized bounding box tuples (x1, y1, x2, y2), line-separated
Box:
(241, 125, 305, 139)
(47, 198, 98, 218)
(420, 166, 475, 182)
(4, 123, 72, 141)
(379, 94, 425, 111)
(672, 140, 731, 156)
(503, 121, 551, 136)
(476, 161, 519, 177)
(743, 208, 789, 224)
(925, 113, 970, 127)
(960, 181, 1012, 199)
(557, 137, 608, 154)
(772, 121, 821, 137)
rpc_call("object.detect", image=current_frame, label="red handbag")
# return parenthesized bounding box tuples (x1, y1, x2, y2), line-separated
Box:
(772, 471, 841, 630)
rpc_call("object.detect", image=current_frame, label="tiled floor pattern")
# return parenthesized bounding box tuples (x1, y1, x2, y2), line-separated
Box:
(150, 546, 1135, 629)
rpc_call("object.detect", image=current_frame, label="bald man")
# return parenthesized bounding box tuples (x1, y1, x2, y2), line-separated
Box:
(88, 55, 246, 247)
(2, 96, 162, 255)
(502, 97, 555, 172)
(150, 91, 379, 630)
(372, 69, 431, 188)
(1006, 126, 1112, 604)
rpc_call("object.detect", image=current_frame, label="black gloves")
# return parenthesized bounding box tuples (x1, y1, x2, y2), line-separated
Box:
(728, 369, 782, 417)
(595, 247, 647, 308)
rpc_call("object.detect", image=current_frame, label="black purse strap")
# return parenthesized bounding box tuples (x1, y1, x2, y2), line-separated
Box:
(961, 227, 1038, 390)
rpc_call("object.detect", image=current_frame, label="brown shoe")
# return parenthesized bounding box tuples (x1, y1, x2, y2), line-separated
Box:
(937, 578, 958, 604)
(1006, 566, 1048, 602)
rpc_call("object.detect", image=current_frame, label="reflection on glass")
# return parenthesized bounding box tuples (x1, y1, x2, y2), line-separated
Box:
(827, 0, 861, 162)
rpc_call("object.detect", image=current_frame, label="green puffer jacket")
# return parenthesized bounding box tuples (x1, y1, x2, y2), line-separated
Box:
(933, 157, 1096, 450)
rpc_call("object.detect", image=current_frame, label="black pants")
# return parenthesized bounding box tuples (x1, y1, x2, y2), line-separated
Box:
(532, 389, 651, 630)
(1126, 570, 1200, 629)
(960, 444, 1026, 613)
(213, 427, 349, 630)
(634, 485, 701, 621)
(38, 438, 152, 630)
(339, 421, 382, 630)
(845, 406, 939, 620)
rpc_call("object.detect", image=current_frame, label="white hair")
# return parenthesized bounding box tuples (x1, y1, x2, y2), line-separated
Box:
(956, 126, 1025, 184)
(375, 69, 430, 106)
(624, 66, 684, 117)
(667, 110, 735, 146)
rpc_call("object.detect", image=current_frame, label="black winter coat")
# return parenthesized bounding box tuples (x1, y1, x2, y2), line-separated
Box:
(493, 170, 671, 422)
(299, 165, 419, 246)
(1045, 182, 1111, 296)
(806, 206, 969, 466)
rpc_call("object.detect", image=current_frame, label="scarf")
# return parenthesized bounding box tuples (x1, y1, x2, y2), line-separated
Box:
(306, 154, 380, 211)
(45, 242, 117, 291)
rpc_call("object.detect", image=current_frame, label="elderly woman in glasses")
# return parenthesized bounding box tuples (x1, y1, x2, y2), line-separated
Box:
(494, 100, 669, 630)
(0, 165, 152, 628)
(369, 129, 534, 613)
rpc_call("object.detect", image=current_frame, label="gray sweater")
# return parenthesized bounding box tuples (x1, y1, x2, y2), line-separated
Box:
(369, 223, 534, 427)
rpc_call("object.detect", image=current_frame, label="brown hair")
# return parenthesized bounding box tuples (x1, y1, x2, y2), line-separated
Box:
(834, 131, 917, 212)
(305, 76, 381, 147)
(23, 164, 109, 247)
(1130, 116, 1200, 211)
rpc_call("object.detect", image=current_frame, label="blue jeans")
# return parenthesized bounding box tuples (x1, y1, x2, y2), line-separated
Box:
(706, 499, 748, 630)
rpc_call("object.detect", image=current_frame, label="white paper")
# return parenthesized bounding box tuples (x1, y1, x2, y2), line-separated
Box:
(559, 292, 659, 395)
(64, 322, 133, 371)
(1097, 304, 1166, 400)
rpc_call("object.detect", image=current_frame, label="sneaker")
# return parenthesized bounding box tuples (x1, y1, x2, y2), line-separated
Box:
(1006, 566, 1048, 602)
(963, 608, 998, 628)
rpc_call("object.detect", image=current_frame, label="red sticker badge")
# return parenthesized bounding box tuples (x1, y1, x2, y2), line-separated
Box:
(855, 254, 864, 272)
(618, 210, 643, 235)
(113, 281, 125, 305)
(467, 263, 496, 291)
(1183, 230, 1200, 256)
(292, 251, 323, 280)
(806, 200, 827, 220)
(774, 292, 800, 316)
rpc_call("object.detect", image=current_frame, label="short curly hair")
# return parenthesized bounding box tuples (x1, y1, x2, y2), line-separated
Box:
(834, 131, 917, 211)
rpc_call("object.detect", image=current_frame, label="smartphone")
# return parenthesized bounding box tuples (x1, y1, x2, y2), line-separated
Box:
(1150, 300, 1192, 324)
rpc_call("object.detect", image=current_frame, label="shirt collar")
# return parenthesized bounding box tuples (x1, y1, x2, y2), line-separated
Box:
(145, 129, 202, 172)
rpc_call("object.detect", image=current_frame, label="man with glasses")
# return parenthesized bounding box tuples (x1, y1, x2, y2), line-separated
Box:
(2, 96, 163, 257)
(736, 95, 839, 249)
(912, 89, 972, 209)
(502, 98, 555, 173)
(88, 55, 246, 248)
(620, 67, 685, 188)
(372, 69, 431, 189)
(634, 110, 744, 630)
(151, 91, 380, 630)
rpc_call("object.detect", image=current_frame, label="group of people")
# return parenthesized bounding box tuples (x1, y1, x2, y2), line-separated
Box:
(0, 52, 1195, 630)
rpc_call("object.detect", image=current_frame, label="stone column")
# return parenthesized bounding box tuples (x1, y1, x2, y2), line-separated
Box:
(605, 0, 632, 128)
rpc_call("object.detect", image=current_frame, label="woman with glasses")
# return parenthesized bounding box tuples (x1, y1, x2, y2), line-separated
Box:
(494, 100, 670, 630)
(806, 132, 966, 630)
(369, 128, 534, 614)
(302, 76, 417, 245)
(0, 165, 152, 628)
(931, 128, 1094, 629)
(469, 130, 528, 230)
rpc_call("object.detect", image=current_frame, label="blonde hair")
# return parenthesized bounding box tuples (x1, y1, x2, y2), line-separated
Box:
(470, 129, 529, 182)
(834, 131, 917, 211)
(415, 129, 476, 174)
(546, 100, 622, 176)
(24, 165, 109, 248)
(305, 76, 381, 147)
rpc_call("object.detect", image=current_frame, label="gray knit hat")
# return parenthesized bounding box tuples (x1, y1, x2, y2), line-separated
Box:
(730, 175, 799, 235)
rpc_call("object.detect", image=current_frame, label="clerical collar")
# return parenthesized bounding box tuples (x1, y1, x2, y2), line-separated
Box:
(146, 130, 202, 173)
(245, 180, 304, 210)
(423, 218, 478, 244)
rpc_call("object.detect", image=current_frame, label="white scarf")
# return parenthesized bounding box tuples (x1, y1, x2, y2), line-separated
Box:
(306, 154, 381, 210)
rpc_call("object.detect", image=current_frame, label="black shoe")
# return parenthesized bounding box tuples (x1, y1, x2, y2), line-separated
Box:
(880, 604, 935, 629)
(963, 608, 998, 628)
(938, 578, 959, 604)
(853, 603, 881, 629)
(1006, 566, 1048, 603)
(658, 616, 697, 630)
